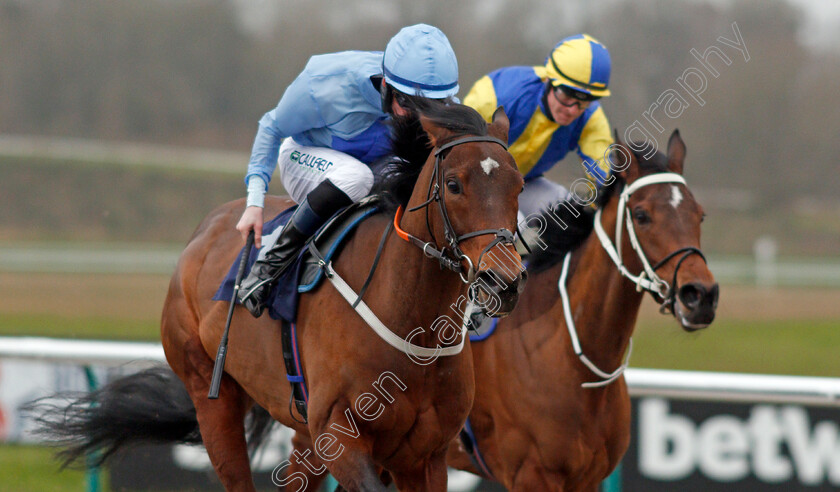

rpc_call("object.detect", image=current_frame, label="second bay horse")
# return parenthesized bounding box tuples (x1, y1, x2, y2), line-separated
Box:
(442, 130, 719, 491)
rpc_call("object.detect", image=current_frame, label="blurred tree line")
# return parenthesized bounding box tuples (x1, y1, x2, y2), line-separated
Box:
(1, 0, 838, 207)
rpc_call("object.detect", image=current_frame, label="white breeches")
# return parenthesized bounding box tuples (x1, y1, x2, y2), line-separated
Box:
(277, 138, 375, 204)
(517, 176, 570, 225)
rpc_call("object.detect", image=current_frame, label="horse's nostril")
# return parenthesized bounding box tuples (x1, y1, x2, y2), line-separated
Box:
(707, 283, 720, 308)
(678, 283, 719, 311)
(678, 283, 703, 309)
(517, 270, 528, 294)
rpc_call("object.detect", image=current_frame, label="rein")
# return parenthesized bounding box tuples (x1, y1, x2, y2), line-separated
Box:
(564, 172, 708, 387)
(397, 135, 516, 283)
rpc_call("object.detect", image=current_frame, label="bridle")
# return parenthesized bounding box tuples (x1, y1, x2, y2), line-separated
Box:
(315, 134, 519, 360)
(593, 172, 707, 315)
(394, 135, 517, 284)
(562, 172, 708, 388)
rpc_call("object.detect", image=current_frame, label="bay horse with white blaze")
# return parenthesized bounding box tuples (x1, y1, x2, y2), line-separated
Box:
(31, 102, 526, 492)
(443, 130, 719, 491)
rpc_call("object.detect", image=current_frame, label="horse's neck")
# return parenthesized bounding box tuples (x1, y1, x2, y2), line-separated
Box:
(550, 202, 646, 373)
(379, 208, 469, 338)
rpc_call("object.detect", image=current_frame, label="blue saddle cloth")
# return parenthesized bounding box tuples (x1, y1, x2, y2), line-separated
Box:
(213, 201, 380, 322)
(212, 206, 304, 322)
(469, 317, 499, 342)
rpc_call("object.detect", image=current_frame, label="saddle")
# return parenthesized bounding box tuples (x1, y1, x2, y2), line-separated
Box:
(212, 196, 382, 322)
(298, 195, 381, 296)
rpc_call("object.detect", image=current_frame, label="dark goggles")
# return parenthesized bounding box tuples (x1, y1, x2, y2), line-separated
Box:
(556, 84, 600, 103)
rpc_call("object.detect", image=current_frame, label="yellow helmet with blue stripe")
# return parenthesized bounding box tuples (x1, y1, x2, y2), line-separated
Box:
(545, 34, 611, 98)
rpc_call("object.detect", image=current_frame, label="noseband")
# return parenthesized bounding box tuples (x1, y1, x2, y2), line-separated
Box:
(395, 135, 516, 283)
(565, 172, 709, 388)
(593, 173, 708, 316)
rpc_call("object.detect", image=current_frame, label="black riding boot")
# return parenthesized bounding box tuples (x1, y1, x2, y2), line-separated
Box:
(238, 180, 354, 317)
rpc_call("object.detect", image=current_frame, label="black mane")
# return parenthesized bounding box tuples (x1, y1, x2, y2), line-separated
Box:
(632, 144, 671, 174)
(526, 143, 670, 273)
(372, 98, 488, 211)
(525, 197, 596, 274)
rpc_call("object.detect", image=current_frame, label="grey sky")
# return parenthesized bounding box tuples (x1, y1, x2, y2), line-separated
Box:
(231, 0, 840, 53)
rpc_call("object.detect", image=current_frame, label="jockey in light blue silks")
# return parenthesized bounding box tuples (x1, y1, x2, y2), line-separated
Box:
(236, 24, 460, 318)
(464, 34, 614, 226)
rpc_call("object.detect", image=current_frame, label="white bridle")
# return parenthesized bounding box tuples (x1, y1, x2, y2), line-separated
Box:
(593, 173, 687, 298)
(559, 173, 688, 388)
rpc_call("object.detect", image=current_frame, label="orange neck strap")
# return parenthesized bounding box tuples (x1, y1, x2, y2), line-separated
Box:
(393, 206, 411, 242)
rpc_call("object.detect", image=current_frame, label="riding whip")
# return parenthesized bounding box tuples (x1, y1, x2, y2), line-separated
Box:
(208, 230, 255, 399)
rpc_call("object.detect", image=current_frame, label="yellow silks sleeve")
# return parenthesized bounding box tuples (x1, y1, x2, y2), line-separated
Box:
(465, 71, 560, 176)
(578, 106, 614, 183)
(463, 76, 498, 123)
(507, 112, 558, 176)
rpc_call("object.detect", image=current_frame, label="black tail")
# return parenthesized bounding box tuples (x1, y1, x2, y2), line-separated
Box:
(23, 366, 276, 469)
(245, 404, 275, 455)
(23, 367, 201, 468)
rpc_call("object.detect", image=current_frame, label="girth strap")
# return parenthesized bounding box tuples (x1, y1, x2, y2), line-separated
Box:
(459, 418, 496, 480)
(280, 319, 308, 423)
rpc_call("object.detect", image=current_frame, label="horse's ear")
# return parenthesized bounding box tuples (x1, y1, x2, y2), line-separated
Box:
(487, 106, 510, 144)
(667, 129, 686, 175)
(420, 115, 449, 148)
(612, 128, 640, 182)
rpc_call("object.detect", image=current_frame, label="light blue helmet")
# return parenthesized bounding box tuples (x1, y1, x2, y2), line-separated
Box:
(383, 24, 459, 99)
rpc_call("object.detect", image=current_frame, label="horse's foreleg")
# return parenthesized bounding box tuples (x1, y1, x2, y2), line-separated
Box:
(276, 432, 329, 492)
(390, 450, 449, 492)
(181, 337, 257, 491)
(280, 435, 392, 492)
(445, 438, 482, 476)
(508, 461, 565, 492)
(329, 469, 390, 492)
(320, 443, 387, 492)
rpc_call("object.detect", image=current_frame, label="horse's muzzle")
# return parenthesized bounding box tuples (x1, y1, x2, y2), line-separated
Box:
(675, 281, 719, 331)
(471, 268, 528, 318)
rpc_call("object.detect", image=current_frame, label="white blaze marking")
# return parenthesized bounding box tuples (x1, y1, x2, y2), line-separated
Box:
(480, 157, 499, 176)
(670, 185, 683, 209)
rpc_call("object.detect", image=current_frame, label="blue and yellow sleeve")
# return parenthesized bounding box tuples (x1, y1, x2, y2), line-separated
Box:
(577, 106, 613, 186)
(463, 75, 498, 123)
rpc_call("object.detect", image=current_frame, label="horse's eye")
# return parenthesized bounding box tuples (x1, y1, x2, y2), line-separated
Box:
(701, 213, 706, 223)
(633, 208, 651, 225)
(446, 179, 462, 195)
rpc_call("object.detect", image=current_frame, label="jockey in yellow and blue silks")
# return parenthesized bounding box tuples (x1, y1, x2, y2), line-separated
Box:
(464, 34, 613, 222)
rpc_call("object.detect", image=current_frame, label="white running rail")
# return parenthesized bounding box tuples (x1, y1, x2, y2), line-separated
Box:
(1, 336, 839, 407)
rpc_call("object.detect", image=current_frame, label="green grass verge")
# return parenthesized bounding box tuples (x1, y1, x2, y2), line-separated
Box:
(631, 318, 840, 377)
(0, 155, 244, 244)
(2, 312, 837, 376)
(0, 313, 159, 341)
(0, 444, 91, 492)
